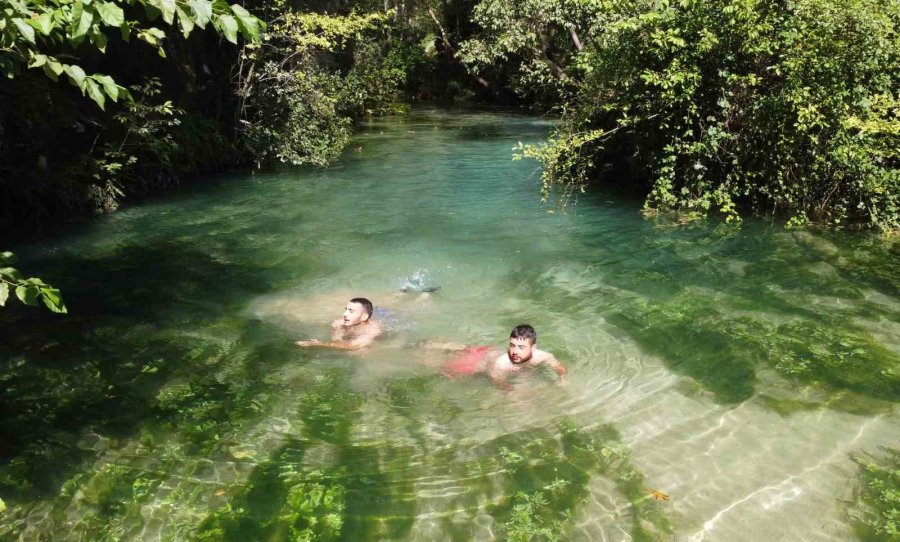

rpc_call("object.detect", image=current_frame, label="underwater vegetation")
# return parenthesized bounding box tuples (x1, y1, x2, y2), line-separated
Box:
(851, 447, 900, 542)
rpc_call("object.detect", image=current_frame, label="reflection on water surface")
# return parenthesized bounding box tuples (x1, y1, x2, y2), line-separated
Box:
(0, 108, 897, 541)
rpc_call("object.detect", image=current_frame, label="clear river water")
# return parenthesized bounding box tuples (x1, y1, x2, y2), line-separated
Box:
(1, 108, 898, 541)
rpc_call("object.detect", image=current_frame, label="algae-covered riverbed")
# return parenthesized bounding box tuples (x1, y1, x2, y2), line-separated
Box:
(1, 109, 898, 541)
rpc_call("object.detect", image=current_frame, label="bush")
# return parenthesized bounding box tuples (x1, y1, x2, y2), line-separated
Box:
(514, 0, 900, 231)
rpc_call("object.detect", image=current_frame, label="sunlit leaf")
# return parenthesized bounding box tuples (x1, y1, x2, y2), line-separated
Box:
(63, 64, 87, 90)
(151, 0, 177, 24)
(230, 4, 258, 41)
(175, 5, 194, 37)
(72, 3, 94, 39)
(26, 13, 54, 35)
(0, 267, 24, 281)
(94, 74, 118, 101)
(15, 285, 39, 306)
(12, 18, 36, 44)
(217, 14, 238, 44)
(95, 1, 124, 27)
(188, 0, 212, 28)
(40, 287, 67, 313)
(85, 78, 106, 109)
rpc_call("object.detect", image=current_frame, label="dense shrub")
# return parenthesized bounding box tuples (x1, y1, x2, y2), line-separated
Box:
(236, 9, 419, 167)
(469, 0, 900, 231)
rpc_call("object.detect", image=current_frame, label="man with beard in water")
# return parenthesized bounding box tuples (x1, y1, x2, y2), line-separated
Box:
(295, 297, 383, 351)
(438, 324, 568, 390)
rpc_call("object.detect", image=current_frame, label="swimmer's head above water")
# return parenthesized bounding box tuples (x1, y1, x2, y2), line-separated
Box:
(343, 297, 373, 327)
(295, 296, 382, 350)
(508, 324, 537, 364)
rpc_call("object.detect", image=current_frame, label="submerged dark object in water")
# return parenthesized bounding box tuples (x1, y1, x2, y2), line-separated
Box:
(399, 285, 441, 293)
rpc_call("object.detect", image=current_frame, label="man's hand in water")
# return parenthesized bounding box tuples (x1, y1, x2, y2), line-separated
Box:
(295, 339, 321, 347)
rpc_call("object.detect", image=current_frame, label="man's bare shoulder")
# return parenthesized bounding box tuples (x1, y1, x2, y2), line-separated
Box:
(532, 348, 558, 364)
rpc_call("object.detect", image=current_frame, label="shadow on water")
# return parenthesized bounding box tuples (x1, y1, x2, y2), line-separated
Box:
(0, 238, 301, 499)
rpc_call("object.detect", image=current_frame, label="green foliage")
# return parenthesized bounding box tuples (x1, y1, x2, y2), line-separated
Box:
(498, 0, 900, 231)
(0, 251, 66, 313)
(82, 78, 183, 209)
(0, 0, 263, 109)
(851, 448, 900, 540)
(458, 0, 596, 108)
(237, 9, 409, 167)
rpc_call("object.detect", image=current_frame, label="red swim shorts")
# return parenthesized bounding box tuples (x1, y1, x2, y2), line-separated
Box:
(441, 345, 492, 378)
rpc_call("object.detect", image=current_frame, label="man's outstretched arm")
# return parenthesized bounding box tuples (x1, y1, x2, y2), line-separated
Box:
(546, 356, 568, 385)
(296, 326, 381, 351)
(295, 338, 368, 350)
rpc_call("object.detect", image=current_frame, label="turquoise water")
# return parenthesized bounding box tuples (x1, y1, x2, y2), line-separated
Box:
(0, 108, 898, 541)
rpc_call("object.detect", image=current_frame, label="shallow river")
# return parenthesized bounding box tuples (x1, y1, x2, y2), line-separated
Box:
(1, 108, 898, 541)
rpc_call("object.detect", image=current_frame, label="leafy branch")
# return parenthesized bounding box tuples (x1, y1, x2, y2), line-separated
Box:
(0, 0, 265, 109)
(0, 252, 66, 313)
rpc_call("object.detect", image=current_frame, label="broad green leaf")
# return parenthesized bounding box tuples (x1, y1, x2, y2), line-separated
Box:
(42, 63, 59, 81)
(12, 18, 36, 43)
(40, 287, 67, 313)
(70, 0, 84, 28)
(85, 78, 105, 109)
(151, 0, 176, 24)
(29, 53, 48, 68)
(94, 74, 118, 101)
(217, 13, 238, 44)
(27, 12, 55, 35)
(175, 5, 194, 37)
(43, 58, 64, 81)
(15, 285, 39, 306)
(0, 267, 24, 281)
(0, 497, 5, 513)
(117, 84, 132, 102)
(93, 29, 108, 52)
(95, 1, 124, 26)
(64, 64, 87, 90)
(137, 27, 165, 46)
(0, 283, 8, 306)
(72, 3, 94, 39)
(0, 252, 17, 264)
(5, 0, 29, 14)
(24, 277, 47, 286)
(230, 4, 258, 41)
(188, 0, 212, 28)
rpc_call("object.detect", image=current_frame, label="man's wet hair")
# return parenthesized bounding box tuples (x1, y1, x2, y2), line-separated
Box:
(350, 297, 374, 318)
(510, 324, 537, 344)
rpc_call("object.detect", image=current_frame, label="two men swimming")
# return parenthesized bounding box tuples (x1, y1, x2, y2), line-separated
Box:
(296, 298, 568, 388)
